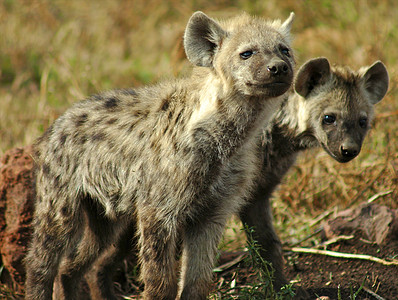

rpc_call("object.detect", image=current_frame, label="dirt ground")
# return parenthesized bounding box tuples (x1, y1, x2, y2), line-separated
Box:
(1, 234, 397, 300)
(214, 233, 398, 300)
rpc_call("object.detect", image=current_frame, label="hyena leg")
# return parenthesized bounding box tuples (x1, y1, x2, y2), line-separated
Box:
(25, 200, 84, 300)
(86, 221, 137, 300)
(58, 198, 128, 300)
(138, 214, 179, 300)
(239, 188, 287, 290)
(179, 216, 227, 300)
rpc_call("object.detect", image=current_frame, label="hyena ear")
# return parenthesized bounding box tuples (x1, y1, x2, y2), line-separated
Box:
(279, 12, 295, 42)
(184, 11, 227, 67)
(294, 57, 331, 98)
(359, 61, 389, 105)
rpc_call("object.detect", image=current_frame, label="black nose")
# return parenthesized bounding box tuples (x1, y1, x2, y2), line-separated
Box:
(340, 144, 359, 158)
(267, 61, 289, 75)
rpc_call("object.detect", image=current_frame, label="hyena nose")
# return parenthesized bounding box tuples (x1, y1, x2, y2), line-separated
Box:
(267, 60, 289, 75)
(340, 143, 359, 158)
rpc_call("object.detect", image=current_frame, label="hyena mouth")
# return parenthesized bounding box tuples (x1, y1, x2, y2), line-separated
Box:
(321, 143, 355, 163)
(246, 82, 290, 88)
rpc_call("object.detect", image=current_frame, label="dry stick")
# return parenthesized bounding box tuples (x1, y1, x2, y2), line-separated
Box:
(367, 190, 393, 204)
(213, 253, 247, 273)
(315, 235, 354, 249)
(362, 286, 387, 300)
(289, 247, 398, 266)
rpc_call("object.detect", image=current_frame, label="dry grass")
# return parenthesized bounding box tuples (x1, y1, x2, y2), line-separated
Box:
(0, 0, 397, 297)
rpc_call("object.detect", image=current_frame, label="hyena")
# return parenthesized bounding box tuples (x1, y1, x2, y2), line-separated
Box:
(25, 11, 296, 300)
(239, 57, 389, 291)
(83, 58, 389, 299)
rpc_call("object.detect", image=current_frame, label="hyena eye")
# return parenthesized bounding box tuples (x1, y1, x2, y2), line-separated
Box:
(323, 114, 336, 125)
(240, 50, 254, 60)
(280, 47, 290, 57)
(359, 117, 368, 128)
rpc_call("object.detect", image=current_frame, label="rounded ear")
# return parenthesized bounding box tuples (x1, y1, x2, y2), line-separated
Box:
(183, 11, 227, 67)
(360, 61, 389, 105)
(294, 57, 331, 98)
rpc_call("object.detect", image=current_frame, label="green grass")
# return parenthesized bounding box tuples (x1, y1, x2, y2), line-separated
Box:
(1, 0, 397, 298)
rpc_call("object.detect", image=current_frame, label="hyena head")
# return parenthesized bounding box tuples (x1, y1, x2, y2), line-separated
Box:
(295, 57, 389, 163)
(184, 11, 295, 97)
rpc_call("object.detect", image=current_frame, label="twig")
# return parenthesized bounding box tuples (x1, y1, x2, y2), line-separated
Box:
(309, 209, 335, 228)
(367, 190, 393, 203)
(363, 286, 387, 300)
(288, 247, 398, 266)
(213, 253, 246, 273)
(316, 235, 354, 249)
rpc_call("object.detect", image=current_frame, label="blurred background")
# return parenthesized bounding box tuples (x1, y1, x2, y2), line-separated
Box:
(0, 0, 397, 248)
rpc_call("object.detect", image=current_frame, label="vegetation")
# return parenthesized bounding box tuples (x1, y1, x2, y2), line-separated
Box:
(0, 0, 396, 298)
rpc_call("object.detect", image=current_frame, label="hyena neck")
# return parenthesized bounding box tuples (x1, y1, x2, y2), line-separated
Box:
(189, 71, 282, 161)
(272, 92, 319, 152)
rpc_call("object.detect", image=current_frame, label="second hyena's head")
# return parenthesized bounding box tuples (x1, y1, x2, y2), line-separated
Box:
(184, 11, 295, 98)
(295, 57, 389, 163)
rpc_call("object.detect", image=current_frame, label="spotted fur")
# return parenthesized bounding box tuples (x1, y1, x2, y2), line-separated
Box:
(25, 11, 295, 300)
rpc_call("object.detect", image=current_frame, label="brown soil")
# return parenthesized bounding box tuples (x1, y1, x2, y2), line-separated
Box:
(214, 234, 398, 299)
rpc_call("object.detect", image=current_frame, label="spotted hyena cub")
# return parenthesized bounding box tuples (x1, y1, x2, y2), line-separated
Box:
(240, 57, 389, 291)
(25, 11, 295, 300)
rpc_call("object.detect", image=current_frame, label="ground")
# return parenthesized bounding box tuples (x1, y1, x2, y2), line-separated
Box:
(212, 233, 398, 300)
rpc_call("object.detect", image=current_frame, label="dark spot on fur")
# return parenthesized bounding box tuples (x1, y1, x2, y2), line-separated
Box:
(76, 113, 88, 127)
(160, 99, 169, 111)
(138, 131, 145, 140)
(104, 97, 119, 110)
(133, 109, 149, 118)
(92, 132, 105, 141)
(106, 118, 117, 125)
(42, 163, 50, 176)
(42, 233, 56, 251)
(107, 140, 116, 150)
(53, 175, 61, 188)
(61, 205, 70, 217)
(174, 110, 183, 124)
(60, 133, 68, 146)
(79, 135, 87, 145)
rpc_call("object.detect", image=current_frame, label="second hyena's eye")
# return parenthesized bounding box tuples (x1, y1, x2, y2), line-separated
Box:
(240, 50, 254, 60)
(323, 114, 336, 125)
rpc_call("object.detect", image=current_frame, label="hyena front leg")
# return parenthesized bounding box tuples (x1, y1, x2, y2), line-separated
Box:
(138, 213, 180, 300)
(239, 187, 287, 290)
(179, 216, 227, 300)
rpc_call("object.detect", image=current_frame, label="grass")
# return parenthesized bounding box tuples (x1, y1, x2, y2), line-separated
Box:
(0, 0, 397, 298)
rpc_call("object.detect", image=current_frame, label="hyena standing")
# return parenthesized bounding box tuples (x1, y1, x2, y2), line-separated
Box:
(83, 58, 389, 299)
(25, 11, 296, 300)
(240, 57, 389, 291)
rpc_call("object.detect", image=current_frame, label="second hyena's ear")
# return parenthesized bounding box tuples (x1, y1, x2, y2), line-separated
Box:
(184, 11, 227, 67)
(359, 61, 389, 105)
(294, 57, 331, 98)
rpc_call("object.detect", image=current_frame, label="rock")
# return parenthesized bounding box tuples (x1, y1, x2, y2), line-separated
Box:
(322, 202, 398, 245)
(0, 146, 35, 292)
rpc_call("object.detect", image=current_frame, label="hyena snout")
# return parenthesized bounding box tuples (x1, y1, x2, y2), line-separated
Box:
(267, 59, 289, 76)
(340, 140, 360, 160)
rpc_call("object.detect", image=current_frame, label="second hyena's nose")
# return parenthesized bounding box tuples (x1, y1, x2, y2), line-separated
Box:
(267, 60, 289, 75)
(340, 142, 359, 158)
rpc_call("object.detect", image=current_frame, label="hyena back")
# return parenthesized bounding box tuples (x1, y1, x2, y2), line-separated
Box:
(25, 11, 295, 300)
(240, 57, 389, 291)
